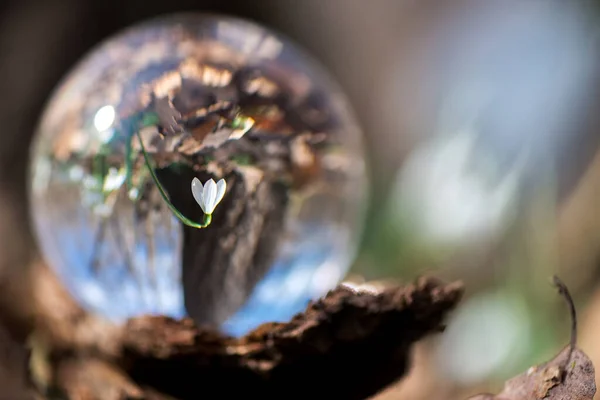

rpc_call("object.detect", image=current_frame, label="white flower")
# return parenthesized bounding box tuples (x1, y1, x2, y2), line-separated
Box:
(191, 177, 227, 215)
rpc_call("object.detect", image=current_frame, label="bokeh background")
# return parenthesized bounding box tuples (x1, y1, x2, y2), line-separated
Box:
(3, 0, 600, 398)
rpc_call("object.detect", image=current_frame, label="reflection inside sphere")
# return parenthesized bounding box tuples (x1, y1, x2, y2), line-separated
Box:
(29, 14, 367, 335)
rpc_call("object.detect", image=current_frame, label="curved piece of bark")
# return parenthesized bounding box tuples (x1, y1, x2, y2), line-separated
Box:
(45, 276, 463, 400)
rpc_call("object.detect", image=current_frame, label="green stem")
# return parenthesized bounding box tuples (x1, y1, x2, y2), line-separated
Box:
(125, 130, 134, 190)
(134, 123, 212, 229)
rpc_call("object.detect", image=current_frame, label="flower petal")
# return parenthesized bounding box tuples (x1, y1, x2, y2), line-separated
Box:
(191, 178, 204, 209)
(215, 178, 227, 205)
(202, 179, 218, 214)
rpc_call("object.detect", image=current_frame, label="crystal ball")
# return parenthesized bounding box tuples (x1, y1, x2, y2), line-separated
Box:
(28, 14, 367, 335)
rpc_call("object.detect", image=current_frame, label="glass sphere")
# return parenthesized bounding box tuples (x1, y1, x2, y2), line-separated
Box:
(28, 14, 367, 336)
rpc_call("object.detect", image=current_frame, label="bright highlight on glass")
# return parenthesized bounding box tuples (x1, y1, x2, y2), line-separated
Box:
(93, 105, 116, 132)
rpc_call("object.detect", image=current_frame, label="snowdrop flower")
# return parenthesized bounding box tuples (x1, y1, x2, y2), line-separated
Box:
(191, 178, 227, 215)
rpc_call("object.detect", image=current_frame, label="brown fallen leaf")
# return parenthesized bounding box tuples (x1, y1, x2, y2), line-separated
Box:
(469, 346, 595, 400)
(468, 276, 596, 400)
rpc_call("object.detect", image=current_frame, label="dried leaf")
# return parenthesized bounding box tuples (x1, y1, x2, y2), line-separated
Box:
(468, 346, 595, 400)
(468, 276, 596, 400)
